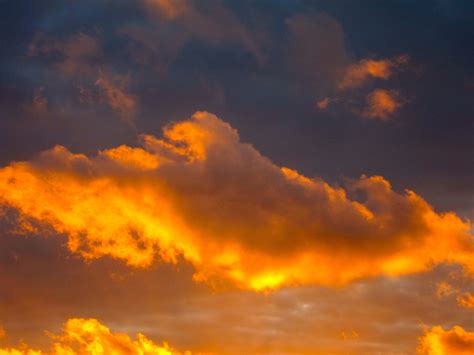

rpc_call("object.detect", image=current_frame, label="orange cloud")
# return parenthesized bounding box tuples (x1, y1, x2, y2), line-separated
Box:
(457, 292, 474, 308)
(95, 72, 138, 123)
(435, 281, 458, 299)
(0, 326, 5, 340)
(362, 89, 404, 120)
(316, 97, 330, 110)
(0, 318, 190, 355)
(417, 325, 474, 355)
(339, 55, 408, 89)
(143, 0, 190, 20)
(0, 112, 472, 291)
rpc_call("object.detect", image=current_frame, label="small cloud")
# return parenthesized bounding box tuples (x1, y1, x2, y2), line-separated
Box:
(316, 97, 331, 110)
(362, 89, 404, 120)
(339, 55, 409, 90)
(0, 326, 5, 339)
(95, 72, 138, 123)
(436, 281, 458, 299)
(341, 330, 359, 341)
(457, 292, 474, 308)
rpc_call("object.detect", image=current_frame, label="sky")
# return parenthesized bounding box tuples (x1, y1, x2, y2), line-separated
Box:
(0, 0, 473, 354)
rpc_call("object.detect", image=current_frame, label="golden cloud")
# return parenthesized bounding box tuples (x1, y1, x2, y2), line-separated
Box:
(339, 55, 408, 89)
(457, 292, 474, 308)
(417, 325, 474, 355)
(0, 112, 472, 291)
(0, 318, 190, 355)
(435, 281, 458, 299)
(362, 89, 404, 120)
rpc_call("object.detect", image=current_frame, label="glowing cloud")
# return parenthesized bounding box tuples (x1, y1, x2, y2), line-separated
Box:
(417, 326, 474, 355)
(316, 97, 330, 110)
(0, 318, 189, 355)
(435, 281, 458, 299)
(362, 89, 404, 120)
(457, 292, 474, 308)
(0, 112, 472, 291)
(339, 55, 409, 89)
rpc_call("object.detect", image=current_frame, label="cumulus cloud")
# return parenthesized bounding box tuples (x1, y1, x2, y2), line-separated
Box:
(0, 112, 472, 291)
(417, 325, 474, 355)
(362, 89, 404, 120)
(0, 318, 189, 355)
(339, 55, 409, 89)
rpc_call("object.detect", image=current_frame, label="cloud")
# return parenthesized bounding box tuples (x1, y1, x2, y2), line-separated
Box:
(0, 318, 190, 354)
(339, 55, 409, 90)
(27, 32, 139, 124)
(0, 326, 5, 340)
(417, 325, 474, 355)
(95, 72, 138, 123)
(28, 32, 102, 77)
(285, 13, 409, 118)
(316, 97, 330, 110)
(457, 292, 474, 308)
(362, 89, 404, 120)
(436, 281, 458, 299)
(140, 0, 264, 64)
(0, 112, 472, 291)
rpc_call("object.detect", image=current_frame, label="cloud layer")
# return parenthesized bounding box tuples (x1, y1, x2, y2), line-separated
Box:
(0, 112, 472, 291)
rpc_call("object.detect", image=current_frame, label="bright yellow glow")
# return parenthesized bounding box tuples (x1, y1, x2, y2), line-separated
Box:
(417, 325, 474, 355)
(0, 112, 472, 291)
(0, 318, 190, 355)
